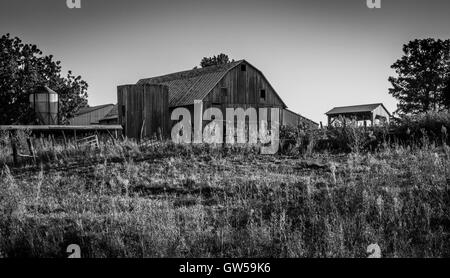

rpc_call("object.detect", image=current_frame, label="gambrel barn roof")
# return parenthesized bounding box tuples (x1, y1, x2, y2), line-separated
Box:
(137, 60, 287, 108)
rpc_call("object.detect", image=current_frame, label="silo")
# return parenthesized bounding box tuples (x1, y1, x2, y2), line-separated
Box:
(29, 86, 59, 125)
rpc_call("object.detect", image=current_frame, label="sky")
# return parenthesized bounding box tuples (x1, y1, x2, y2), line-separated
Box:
(1, 0, 449, 124)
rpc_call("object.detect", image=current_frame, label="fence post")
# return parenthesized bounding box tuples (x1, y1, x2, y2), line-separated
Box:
(96, 135, 100, 148)
(62, 130, 68, 147)
(27, 138, 37, 164)
(158, 127, 162, 141)
(40, 133, 45, 148)
(10, 132, 18, 166)
(74, 130, 78, 149)
(50, 134, 56, 147)
(140, 119, 146, 142)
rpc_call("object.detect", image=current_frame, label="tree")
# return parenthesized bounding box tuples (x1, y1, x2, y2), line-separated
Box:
(200, 53, 234, 68)
(0, 33, 88, 125)
(388, 38, 450, 115)
(443, 77, 450, 109)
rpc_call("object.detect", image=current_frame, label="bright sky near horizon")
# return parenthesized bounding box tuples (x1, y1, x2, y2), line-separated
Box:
(1, 0, 449, 124)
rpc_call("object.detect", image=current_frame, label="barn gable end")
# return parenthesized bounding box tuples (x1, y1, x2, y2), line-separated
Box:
(203, 60, 287, 109)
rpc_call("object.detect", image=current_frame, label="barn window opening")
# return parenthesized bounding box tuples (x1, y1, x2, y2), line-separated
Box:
(121, 105, 126, 117)
(221, 87, 228, 97)
(241, 64, 247, 72)
(260, 89, 266, 101)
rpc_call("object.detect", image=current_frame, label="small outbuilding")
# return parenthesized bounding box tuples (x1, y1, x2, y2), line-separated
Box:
(98, 105, 119, 125)
(69, 104, 115, 126)
(326, 103, 391, 127)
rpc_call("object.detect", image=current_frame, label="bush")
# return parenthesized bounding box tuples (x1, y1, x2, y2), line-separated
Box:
(389, 111, 450, 145)
(314, 123, 388, 154)
(279, 125, 318, 156)
(292, 111, 450, 154)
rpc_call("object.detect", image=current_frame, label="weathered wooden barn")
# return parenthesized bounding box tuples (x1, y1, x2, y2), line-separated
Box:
(118, 60, 317, 139)
(326, 103, 391, 127)
(69, 104, 115, 125)
(283, 109, 319, 129)
(98, 105, 119, 125)
(117, 84, 170, 139)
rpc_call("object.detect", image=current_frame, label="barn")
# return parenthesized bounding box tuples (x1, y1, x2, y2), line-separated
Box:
(118, 60, 317, 139)
(69, 104, 115, 125)
(98, 105, 119, 125)
(283, 109, 319, 129)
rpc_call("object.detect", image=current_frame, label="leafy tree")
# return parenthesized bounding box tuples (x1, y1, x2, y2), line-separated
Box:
(0, 33, 88, 125)
(388, 38, 450, 115)
(444, 77, 450, 109)
(200, 53, 234, 68)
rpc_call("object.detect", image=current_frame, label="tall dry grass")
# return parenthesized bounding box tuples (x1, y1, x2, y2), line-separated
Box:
(0, 134, 449, 258)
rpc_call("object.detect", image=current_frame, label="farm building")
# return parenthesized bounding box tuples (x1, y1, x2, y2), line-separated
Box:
(117, 60, 317, 139)
(117, 84, 170, 139)
(69, 104, 115, 125)
(326, 103, 391, 127)
(283, 109, 318, 129)
(98, 105, 119, 125)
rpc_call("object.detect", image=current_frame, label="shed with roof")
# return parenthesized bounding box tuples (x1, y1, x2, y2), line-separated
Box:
(326, 103, 391, 127)
(69, 104, 115, 126)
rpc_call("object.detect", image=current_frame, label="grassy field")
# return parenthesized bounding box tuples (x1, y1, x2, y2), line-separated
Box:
(0, 137, 449, 258)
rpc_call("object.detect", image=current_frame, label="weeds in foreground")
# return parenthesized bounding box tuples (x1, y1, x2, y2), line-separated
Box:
(0, 138, 448, 257)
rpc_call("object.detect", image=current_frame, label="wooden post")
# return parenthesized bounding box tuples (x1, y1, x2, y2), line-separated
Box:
(106, 129, 116, 145)
(158, 127, 162, 141)
(74, 130, 78, 148)
(62, 130, 68, 147)
(50, 134, 56, 147)
(10, 133, 18, 166)
(140, 119, 146, 142)
(96, 135, 100, 149)
(27, 138, 36, 164)
(40, 133, 45, 148)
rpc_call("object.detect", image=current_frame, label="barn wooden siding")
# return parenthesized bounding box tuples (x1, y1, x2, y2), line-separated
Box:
(118, 84, 169, 140)
(202, 61, 285, 127)
(69, 105, 114, 125)
(282, 109, 319, 129)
